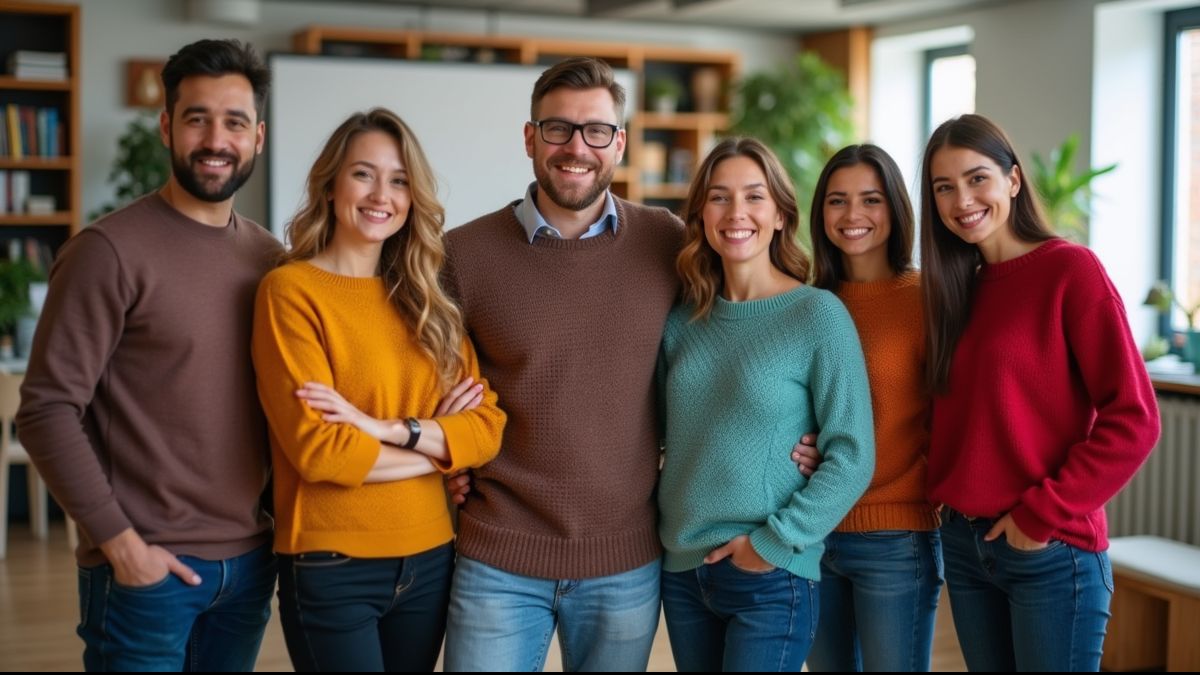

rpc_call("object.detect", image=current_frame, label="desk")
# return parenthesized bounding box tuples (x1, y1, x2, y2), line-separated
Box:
(1151, 373, 1200, 396)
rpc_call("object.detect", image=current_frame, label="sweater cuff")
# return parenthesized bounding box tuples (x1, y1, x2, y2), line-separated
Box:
(78, 500, 134, 550)
(1009, 503, 1056, 543)
(331, 434, 382, 486)
(749, 526, 799, 570)
(432, 414, 486, 474)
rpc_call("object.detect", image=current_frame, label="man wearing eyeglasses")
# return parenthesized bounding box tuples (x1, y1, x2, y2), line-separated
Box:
(441, 57, 817, 672)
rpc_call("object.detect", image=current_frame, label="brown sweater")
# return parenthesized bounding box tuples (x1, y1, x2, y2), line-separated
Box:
(445, 197, 683, 578)
(834, 271, 939, 532)
(17, 193, 282, 566)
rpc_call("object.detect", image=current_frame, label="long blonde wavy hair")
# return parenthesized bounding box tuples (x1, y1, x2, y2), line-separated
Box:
(676, 137, 810, 320)
(282, 108, 465, 391)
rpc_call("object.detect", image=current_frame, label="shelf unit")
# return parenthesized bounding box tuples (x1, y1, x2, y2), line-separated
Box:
(292, 26, 739, 207)
(0, 0, 80, 261)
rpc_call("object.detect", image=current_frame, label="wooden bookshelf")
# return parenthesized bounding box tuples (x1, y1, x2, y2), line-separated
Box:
(292, 25, 740, 207)
(0, 0, 81, 253)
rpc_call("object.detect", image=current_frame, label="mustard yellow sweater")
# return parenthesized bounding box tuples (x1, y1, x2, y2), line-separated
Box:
(252, 261, 506, 558)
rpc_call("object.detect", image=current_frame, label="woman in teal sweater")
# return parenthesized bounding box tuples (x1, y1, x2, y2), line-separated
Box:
(657, 137, 876, 672)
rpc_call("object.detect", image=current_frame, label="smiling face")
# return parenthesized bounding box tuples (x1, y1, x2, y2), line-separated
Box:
(930, 144, 1021, 251)
(823, 163, 892, 271)
(702, 155, 784, 272)
(161, 74, 263, 204)
(525, 86, 626, 213)
(328, 130, 411, 252)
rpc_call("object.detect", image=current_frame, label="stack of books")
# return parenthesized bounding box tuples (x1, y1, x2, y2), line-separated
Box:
(7, 50, 67, 81)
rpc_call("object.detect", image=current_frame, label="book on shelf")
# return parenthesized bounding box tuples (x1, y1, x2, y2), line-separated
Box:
(3, 104, 63, 158)
(6, 51, 68, 81)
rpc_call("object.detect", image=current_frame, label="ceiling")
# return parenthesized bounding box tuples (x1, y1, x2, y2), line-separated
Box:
(285, 0, 1015, 33)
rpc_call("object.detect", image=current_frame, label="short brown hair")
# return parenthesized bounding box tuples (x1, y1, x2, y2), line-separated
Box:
(531, 57, 626, 121)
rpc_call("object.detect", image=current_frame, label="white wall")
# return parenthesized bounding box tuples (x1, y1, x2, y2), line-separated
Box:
(873, 0, 1096, 174)
(20, 0, 798, 226)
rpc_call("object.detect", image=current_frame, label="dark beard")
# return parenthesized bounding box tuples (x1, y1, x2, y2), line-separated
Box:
(534, 160, 614, 212)
(170, 146, 255, 203)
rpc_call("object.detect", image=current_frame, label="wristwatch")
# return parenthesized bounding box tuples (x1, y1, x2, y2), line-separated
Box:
(401, 417, 422, 449)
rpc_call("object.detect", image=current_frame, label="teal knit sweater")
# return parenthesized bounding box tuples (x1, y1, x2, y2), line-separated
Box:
(657, 285, 875, 580)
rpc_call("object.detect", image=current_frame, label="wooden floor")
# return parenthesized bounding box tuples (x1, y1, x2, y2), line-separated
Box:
(0, 523, 967, 672)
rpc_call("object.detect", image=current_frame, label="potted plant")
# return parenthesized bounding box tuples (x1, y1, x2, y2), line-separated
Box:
(0, 258, 46, 357)
(646, 77, 684, 114)
(1030, 134, 1117, 244)
(1144, 279, 1200, 362)
(88, 112, 171, 221)
(728, 52, 855, 238)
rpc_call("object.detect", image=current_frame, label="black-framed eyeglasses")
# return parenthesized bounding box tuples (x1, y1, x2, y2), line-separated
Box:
(530, 119, 621, 148)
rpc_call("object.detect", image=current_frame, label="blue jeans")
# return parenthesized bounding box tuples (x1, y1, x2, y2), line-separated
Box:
(77, 542, 276, 672)
(661, 559, 818, 672)
(443, 555, 661, 672)
(807, 530, 943, 672)
(277, 542, 454, 672)
(940, 508, 1113, 672)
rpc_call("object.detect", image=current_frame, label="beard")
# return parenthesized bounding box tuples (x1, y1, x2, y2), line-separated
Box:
(534, 155, 615, 212)
(169, 142, 256, 203)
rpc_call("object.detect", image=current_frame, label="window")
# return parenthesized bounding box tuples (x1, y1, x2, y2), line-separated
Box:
(1162, 7, 1200, 334)
(924, 45, 975, 138)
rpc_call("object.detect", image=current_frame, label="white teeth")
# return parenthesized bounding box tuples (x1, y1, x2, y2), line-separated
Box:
(958, 210, 986, 225)
(361, 209, 389, 219)
(559, 166, 589, 174)
(841, 227, 870, 237)
(724, 230, 753, 240)
(200, 159, 229, 166)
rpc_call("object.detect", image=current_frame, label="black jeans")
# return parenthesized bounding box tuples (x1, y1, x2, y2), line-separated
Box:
(278, 543, 455, 672)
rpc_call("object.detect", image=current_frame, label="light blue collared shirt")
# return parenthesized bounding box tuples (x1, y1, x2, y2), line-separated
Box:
(513, 183, 619, 243)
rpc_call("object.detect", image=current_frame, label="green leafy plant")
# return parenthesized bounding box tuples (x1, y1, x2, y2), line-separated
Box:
(1030, 134, 1117, 243)
(729, 52, 855, 228)
(89, 112, 171, 221)
(647, 77, 684, 113)
(0, 258, 45, 336)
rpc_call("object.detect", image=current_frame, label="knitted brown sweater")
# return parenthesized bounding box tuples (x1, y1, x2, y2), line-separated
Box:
(445, 197, 683, 578)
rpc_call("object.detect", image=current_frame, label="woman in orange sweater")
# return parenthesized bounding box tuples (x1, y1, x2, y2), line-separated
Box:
(251, 108, 506, 672)
(805, 144, 943, 672)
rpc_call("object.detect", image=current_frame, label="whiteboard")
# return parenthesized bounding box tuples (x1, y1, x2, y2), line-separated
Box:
(268, 54, 636, 239)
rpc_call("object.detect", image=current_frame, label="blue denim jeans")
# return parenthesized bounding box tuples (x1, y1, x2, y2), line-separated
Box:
(807, 530, 944, 672)
(442, 555, 661, 672)
(940, 508, 1113, 672)
(661, 559, 818, 672)
(277, 542, 454, 672)
(76, 542, 276, 672)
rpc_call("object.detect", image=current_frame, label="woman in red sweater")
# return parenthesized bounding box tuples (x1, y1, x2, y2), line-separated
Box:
(919, 114, 1158, 671)
(806, 144, 943, 672)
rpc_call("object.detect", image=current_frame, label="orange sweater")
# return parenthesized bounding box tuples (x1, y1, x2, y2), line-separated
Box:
(834, 271, 938, 532)
(252, 262, 506, 557)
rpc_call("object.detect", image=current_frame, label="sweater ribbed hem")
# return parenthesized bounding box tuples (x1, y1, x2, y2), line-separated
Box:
(835, 502, 940, 532)
(455, 512, 662, 579)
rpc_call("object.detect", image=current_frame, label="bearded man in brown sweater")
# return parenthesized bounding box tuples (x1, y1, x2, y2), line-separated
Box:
(17, 40, 281, 672)
(440, 57, 818, 672)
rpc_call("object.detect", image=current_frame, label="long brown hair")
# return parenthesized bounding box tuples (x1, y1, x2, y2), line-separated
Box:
(920, 114, 1055, 394)
(282, 108, 465, 390)
(676, 137, 809, 320)
(809, 143, 915, 290)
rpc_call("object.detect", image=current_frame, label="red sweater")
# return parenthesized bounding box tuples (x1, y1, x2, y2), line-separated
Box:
(928, 239, 1158, 552)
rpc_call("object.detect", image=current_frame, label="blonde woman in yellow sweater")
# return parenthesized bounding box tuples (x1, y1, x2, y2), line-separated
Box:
(251, 108, 506, 672)
(805, 144, 943, 672)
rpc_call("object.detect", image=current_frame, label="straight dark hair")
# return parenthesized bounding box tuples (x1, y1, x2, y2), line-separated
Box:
(161, 39, 271, 118)
(809, 143, 915, 290)
(920, 114, 1056, 394)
